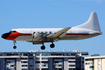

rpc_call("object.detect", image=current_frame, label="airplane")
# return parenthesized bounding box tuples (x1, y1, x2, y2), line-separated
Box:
(1, 12, 102, 50)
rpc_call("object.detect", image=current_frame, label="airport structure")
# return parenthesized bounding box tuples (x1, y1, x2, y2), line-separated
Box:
(0, 50, 88, 70)
(85, 55, 105, 70)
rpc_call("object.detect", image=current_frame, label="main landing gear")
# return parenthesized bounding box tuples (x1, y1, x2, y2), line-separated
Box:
(50, 42, 55, 48)
(41, 42, 55, 50)
(41, 44, 45, 50)
(13, 40, 17, 49)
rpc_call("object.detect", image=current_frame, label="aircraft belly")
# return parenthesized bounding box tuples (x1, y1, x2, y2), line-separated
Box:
(61, 35, 83, 40)
(15, 36, 52, 42)
(15, 36, 32, 41)
(61, 34, 98, 40)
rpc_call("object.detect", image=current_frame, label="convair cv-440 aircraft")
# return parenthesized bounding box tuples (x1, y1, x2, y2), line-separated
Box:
(1, 12, 102, 50)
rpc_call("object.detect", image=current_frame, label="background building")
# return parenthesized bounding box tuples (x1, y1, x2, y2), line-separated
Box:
(85, 55, 105, 70)
(0, 50, 88, 70)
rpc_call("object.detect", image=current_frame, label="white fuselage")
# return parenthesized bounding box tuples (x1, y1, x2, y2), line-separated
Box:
(12, 27, 101, 42)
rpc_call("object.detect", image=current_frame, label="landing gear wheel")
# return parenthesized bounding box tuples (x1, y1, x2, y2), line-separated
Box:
(50, 43, 55, 48)
(41, 45, 45, 50)
(13, 46, 17, 49)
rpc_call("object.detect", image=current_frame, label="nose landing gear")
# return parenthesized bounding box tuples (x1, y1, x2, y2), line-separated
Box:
(13, 46, 17, 49)
(13, 40, 17, 49)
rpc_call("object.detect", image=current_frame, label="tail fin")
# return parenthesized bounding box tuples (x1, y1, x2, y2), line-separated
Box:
(75, 12, 101, 32)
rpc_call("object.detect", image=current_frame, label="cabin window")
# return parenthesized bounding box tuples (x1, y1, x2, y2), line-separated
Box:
(45, 32, 47, 33)
(33, 32, 35, 34)
(41, 32, 43, 33)
(10, 31, 16, 33)
(49, 31, 52, 34)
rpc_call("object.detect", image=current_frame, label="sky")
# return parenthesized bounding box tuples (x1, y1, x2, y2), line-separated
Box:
(0, 0, 105, 55)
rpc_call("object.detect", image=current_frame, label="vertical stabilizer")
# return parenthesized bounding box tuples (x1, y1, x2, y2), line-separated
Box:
(75, 12, 101, 32)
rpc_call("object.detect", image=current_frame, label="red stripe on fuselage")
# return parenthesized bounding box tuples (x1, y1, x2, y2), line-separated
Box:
(6, 32, 89, 40)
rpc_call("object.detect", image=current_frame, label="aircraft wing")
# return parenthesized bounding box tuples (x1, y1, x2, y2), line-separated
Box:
(47, 27, 71, 40)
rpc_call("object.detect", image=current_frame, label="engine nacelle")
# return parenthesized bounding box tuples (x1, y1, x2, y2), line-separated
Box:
(33, 33, 42, 38)
(33, 33, 47, 39)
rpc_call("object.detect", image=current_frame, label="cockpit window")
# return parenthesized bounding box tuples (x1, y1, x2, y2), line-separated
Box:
(10, 31, 16, 33)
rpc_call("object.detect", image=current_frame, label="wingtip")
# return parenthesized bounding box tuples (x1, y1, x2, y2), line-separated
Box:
(66, 27, 71, 29)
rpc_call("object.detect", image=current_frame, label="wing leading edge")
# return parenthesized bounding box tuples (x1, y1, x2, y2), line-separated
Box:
(47, 27, 71, 41)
